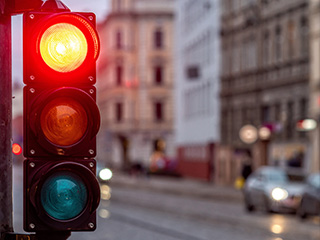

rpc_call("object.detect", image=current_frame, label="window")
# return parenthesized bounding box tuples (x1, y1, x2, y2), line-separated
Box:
(115, 102, 123, 123)
(116, 65, 123, 86)
(115, 30, 122, 49)
(154, 66, 163, 85)
(221, 110, 228, 144)
(154, 101, 164, 122)
(263, 30, 269, 66)
(261, 105, 270, 123)
(154, 28, 163, 49)
(274, 103, 281, 122)
(275, 25, 282, 61)
(300, 16, 308, 57)
(233, 41, 240, 73)
(286, 101, 294, 139)
(287, 20, 295, 59)
(299, 98, 308, 138)
(186, 66, 200, 79)
(300, 98, 307, 119)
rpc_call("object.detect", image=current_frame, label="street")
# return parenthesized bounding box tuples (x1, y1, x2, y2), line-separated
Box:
(13, 164, 320, 240)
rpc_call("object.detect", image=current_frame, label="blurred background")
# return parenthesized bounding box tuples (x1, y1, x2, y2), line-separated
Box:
(10, 0, 320, 240)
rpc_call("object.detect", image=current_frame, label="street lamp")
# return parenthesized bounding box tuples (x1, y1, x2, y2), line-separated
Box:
(239, 124, 258, 144)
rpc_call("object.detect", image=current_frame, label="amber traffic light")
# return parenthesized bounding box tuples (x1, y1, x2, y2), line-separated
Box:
(24, 87, 99, 157)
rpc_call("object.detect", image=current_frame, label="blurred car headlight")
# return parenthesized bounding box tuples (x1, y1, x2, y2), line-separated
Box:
(271, 187, 288, 201)
(99, 168, 113, 181)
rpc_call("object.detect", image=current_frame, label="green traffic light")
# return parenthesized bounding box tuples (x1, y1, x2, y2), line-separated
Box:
(40, 171, 88, 220)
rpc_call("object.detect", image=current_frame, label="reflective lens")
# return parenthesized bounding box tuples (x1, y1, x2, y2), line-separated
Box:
(40, 23, 88, 72)
(40, 97, 88, 146)
(41, 171, 88, 220)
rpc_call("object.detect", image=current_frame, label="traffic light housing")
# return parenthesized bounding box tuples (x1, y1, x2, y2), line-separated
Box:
(23, 8, 101, 234)
(24, 159, 100, 231)
(24, 86, 99, 157)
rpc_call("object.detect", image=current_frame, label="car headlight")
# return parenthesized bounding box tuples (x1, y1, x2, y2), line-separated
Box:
(271, 187, 288, 201)
(99, 168, 113, 181)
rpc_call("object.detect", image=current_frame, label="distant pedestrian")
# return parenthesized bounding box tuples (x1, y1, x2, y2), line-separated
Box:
(241, 151, 252, 180)
(241, 162, 252, 180)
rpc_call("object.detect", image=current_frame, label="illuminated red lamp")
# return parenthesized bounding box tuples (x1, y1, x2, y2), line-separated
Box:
(23, 12, 99, 85)
(12, 143, 22, 155)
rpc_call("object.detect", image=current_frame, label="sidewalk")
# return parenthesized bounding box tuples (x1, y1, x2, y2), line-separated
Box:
(109, 171, 243, 203)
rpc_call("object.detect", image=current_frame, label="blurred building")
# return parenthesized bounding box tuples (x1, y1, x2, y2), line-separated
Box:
(174, 0, 220, 181)
(97, 0, 175, 170)
(219, 0, 311, 184)
(309, 0, 320, 173)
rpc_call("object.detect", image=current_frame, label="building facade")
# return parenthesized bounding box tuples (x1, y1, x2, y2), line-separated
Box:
(309, 0, 320, 173)
(97, 0, 175, 170)
(219, 0, 311, 184)
(174, 0, 220, 181)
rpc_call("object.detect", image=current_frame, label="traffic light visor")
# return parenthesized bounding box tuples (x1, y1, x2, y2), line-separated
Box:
(40, 23, 88, 72)
(40, 97, 88, 146)
(40, 171, 88, 220)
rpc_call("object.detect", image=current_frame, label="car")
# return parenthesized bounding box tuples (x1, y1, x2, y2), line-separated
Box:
(297, 173, 320, 219)
(243, 166, 305, 213)
(149, 151, 179, 176)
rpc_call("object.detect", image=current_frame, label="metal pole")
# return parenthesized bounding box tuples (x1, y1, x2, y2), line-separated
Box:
(0, 5, 13, 236)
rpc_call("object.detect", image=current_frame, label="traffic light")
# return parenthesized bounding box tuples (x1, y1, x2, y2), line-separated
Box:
(23, 6, 101, 234)
(12, 143, 22, 155)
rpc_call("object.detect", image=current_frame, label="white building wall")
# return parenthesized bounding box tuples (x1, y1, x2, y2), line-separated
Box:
(175, 0, 220, 146)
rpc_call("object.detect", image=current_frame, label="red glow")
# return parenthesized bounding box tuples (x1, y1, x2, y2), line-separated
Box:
(124, 80, 131, 88)
(12, 143, 22, 155)
(124, 79, 139, 88)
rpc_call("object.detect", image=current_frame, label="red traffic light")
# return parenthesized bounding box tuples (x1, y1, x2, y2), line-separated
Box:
(24, 12, 99, 85)
(40, 23, 88, 73)
(12, 143, 22, 155)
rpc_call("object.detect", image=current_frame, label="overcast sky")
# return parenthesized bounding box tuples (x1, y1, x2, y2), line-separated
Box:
(12, 0, 110, 84)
